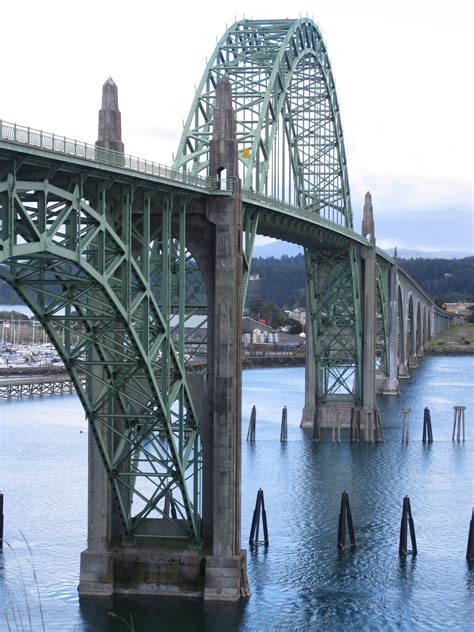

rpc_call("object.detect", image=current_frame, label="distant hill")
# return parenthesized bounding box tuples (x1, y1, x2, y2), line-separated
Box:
(246, 254, 474, 309)
(253, 241, 303, 258)
(388, 248, 473, 260)
(253, 240, 472, 260)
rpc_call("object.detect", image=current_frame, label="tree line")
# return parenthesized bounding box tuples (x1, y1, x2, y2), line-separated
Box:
(1, 255, 472, 317)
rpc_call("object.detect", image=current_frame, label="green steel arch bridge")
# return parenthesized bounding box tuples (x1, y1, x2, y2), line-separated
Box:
(0, 19, 452, 601)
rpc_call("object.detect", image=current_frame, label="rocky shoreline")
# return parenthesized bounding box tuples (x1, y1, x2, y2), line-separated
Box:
(425, 347, 474, 356)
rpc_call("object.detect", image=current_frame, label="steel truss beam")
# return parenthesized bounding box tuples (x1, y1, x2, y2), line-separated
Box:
(0, 176, 202, 543)
(175, 18, 352, 228)
(376, 259, 390, 376)
(305, 246, 363, 406)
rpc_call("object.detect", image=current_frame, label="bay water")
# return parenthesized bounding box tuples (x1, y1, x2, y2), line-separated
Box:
(0, 357, 473, 630)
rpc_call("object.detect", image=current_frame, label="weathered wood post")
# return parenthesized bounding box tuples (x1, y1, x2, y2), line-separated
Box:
(422, 407, 433, 443)
(467, 508, 474, 562)
(249, 489, 269, 546)
(338, 491, 356, 549)
(280, 406, 288, 442)
(452, 406, 466, 442)
(402, 408, 411, 443)
(0, 491, 3, 549)
(399, 496, 417, 557)
(247, 405, 256, 442)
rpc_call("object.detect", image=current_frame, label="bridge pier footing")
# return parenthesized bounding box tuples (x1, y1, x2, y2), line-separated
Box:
(398, 364, 410, 378)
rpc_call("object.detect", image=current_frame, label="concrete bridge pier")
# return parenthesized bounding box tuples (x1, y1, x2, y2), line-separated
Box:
(383, 254, 400, 394)
(79, 75, 249, 601)
(359, 192, 382, 441)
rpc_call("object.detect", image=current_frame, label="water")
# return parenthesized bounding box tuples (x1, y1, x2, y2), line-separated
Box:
(0, 357, 473, 631)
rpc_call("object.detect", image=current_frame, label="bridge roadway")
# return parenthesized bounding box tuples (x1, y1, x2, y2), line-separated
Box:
(0, 17, 454, 602)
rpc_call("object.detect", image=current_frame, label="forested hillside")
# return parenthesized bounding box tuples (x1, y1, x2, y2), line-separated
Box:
(1, 255, 472, 309)
(247, 255, 474, 309)
(397, 257, 474, 302)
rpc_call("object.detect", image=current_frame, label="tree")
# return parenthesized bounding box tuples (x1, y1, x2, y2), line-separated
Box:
(285, 318, 303, 335)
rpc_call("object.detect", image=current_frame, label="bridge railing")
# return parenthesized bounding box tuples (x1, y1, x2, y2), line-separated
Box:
(0, 120, 234, 193)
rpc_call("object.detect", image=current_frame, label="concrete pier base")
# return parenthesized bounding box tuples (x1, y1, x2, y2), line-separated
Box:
(300, 404, 315, 429)
(408, 355, 419, 368)
(79, 541, 206, 598)
(204, 550, 250, 601)
(382, 377, 400, 395)
(79, 550, 113, 596)
(314, 400, 355, 441)
(398, 364, 410, 379)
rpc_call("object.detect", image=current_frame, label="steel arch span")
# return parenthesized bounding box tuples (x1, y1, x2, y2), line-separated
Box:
(0, 177, 202, 543)
(175, 18, 352, 228)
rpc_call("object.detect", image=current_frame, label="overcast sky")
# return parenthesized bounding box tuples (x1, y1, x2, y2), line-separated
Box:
(2, 0, 472, 253)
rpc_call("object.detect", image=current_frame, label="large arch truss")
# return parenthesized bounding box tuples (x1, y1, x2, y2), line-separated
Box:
(0, 174, 202, 542)
(175, 18, 352, 227)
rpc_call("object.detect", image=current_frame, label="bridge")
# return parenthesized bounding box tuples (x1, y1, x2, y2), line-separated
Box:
(0, 19, 453, 601)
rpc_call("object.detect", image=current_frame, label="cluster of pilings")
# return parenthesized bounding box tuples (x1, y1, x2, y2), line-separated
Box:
(401, 405, 467, 443)
(247, 488, 474, 561)
(246, 405, 288, 443)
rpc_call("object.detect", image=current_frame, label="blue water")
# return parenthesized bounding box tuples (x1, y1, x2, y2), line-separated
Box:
(0, 357, 473, 631)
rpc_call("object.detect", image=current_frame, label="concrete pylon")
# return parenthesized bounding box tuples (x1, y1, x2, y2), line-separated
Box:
(360, 192, 382, 441)
(204, 74, 250, 600)
(384, 247, 400, 394)
(96, 77, 125, 153)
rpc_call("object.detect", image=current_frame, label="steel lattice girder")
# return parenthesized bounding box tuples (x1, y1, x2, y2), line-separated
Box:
(305, 246, 363, 405)
(0, 176, 202, 542)
(175, 18, 352, 228)
(376, 259, 391, 375)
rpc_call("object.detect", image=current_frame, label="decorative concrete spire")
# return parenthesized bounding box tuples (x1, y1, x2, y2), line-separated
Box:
(96, 77, 124, 153)
(362, 191, 375, 244)
(209, 75, 238, 180)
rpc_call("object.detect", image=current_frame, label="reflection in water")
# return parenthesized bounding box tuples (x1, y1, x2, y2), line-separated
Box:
(0, 358, 472, 630)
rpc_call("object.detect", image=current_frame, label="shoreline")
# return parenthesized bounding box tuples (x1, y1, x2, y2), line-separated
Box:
(1, 349, 472, 379)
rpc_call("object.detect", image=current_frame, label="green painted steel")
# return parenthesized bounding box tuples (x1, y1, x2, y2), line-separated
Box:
(175, 18, 352, 228)
(0, 174, 202, 542)
(376, 259, 391, 376)
(1, 17, 443, 554)
(305, 246, 363, 406)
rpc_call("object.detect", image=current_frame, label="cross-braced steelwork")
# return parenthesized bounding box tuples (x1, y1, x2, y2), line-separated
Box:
(0, 16, 452, 600)
(0, 176, 201, 542)
(175, 18, 352, 227)
(176, 19, 362, 411)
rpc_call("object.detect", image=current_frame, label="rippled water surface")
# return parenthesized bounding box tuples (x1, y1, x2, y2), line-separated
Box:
(1, 356, 473, 631)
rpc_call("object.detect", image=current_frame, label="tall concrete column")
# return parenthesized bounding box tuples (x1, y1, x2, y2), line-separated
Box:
(300, 299, 316, 428)
(204, 76, 249, 600)
(360, 192, 381, 441)
(384, 250, 400, 394)
(96, 77, 124, 153)
(79, 358, 114, 596)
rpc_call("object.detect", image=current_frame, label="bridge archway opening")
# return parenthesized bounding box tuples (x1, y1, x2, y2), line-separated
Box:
(407, 294, 415, 362)
(397, 286, 405, 369)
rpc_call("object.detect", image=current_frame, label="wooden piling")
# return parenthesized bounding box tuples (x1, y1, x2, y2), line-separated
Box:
(337, 491, 356, 549)
(452, 406, 466, 442)
(399, 495, 417, 556)
(280, 406, 288, 442)
(402, 408, 411, 443)
(247, 405, 256, 442)
(422, 407, 433, 443)
(312, 407, 320, 442)
(249, 488, 269, 546)
(0, 491, 3, 549)
(467, 508, 474, 562)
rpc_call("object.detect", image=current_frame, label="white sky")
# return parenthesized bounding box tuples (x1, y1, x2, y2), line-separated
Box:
(2, 0, 473, 252)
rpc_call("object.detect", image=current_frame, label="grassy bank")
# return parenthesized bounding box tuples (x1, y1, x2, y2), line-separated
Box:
(426, 322, 474, 355)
